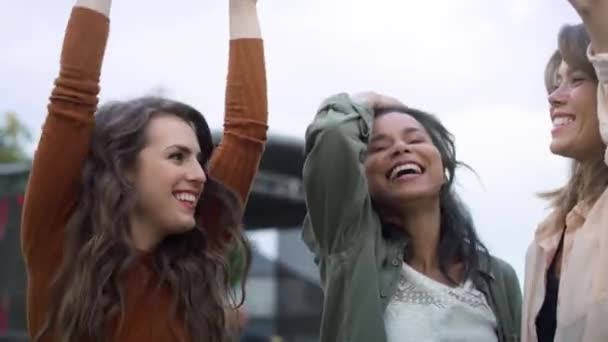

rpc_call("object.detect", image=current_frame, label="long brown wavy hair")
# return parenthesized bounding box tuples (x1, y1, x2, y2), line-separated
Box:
(543, 24, 608, 221)
(36, 97, 251, 342)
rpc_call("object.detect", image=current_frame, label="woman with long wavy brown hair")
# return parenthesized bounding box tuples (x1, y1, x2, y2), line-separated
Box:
(20, 0, 267, 341)
(522, 0, 608, 341)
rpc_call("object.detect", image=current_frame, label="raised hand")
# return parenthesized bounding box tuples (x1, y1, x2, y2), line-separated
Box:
(229, 0, 261, 39)
(75, 0, 112, 17)
(352, 92, 406, 111)
(567, 0, 608, 52)
(567, 0, 605, 15)
(231, 0, 257, 5)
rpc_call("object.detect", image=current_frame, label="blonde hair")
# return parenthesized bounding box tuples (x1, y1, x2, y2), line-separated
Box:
(542, 24, 608, 221)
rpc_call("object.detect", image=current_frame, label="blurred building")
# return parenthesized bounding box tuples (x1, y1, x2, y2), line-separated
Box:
(0, 163, 29, 342)
(0, 134, 321, 342)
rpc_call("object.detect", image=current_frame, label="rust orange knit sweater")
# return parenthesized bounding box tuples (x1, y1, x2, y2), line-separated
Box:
(21, 7, 267, 341)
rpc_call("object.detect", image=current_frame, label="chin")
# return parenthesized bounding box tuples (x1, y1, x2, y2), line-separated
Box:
(399, 192, 438, 202)
(550, 139, 573, 158)
(389, 186, 440, 203)
(172, 218, 197, 233)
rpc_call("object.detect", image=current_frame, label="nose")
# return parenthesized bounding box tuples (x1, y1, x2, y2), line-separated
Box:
(390, 139, 411, 158)
(187, 160, 207, 186)
(548, 83, 568, 108)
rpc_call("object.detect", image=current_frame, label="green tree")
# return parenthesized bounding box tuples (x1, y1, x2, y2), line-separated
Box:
(0, 111, 32, 163)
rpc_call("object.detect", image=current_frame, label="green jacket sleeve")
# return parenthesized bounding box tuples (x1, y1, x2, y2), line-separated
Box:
(302, 93, 374, 255)
(492, 257, 522, 341)
(505, 264, 522, 340)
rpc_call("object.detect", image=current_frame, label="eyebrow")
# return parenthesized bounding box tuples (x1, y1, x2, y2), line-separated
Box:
(166, 144, 202, 158)
(556, 67, 588, 79)
(370, 127, 423, 143)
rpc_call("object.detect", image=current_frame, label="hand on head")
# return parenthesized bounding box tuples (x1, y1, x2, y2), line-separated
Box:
(352, 91, 406, 110)
(567, 0, 608, 53)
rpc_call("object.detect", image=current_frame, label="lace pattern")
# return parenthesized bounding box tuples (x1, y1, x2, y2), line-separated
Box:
(389, 264, 492, 312)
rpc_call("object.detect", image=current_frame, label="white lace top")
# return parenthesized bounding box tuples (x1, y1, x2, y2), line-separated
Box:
(384, 262, 498, 342)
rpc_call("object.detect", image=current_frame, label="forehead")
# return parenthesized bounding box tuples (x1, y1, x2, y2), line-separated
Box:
(555, 59, 588, 79)
(145, 114, 200, 151)
(556, 60, 571, 76)
(372, 112, 426, 136)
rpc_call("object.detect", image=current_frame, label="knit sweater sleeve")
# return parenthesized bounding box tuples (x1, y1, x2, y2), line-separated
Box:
(20, 6, 109, 336)
(207, 38, 267, 206)
(21, 5, 108, 290)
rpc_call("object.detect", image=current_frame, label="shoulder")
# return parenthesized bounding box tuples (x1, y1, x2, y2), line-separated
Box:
(480, 254, 519, 284)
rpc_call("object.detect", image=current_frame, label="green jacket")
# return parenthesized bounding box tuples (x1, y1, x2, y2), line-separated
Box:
(301, 94, 522, 342)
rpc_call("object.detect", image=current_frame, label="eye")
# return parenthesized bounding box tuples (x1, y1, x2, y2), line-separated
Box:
(548, 84, 559, 94)
(169, 152, 185, 163)
(408, 134, 427, 144)
(571, 77, 586, 86)
(569, 71, 589, 86)
(549, 77, 562, 93)
(369, 144, 389, 153)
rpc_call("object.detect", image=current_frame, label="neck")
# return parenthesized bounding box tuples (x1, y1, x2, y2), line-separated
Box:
(392, 199, 442, 273)
(129, 214, 162, 252)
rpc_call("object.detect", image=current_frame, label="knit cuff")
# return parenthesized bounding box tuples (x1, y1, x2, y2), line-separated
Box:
(75, 0, 112, 17)
(229, 0, 261, 39)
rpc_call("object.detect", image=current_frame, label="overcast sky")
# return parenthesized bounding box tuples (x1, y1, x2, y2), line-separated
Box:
(1, 0, 583, 280)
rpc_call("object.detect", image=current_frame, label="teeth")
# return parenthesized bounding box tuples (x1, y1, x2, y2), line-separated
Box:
(553, 116, 574, 127)
(175, 193, 196, 203)
(390, 163, 422, 180)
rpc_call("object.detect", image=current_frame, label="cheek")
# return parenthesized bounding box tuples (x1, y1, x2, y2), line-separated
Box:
(420, 146, 442, 167)
(364, 159, 381, 184)
(573, 91, 603, 146)
(135, 160, 174, 198)
(422, 149, 445, 185)
(363, 153, 385, 177)
(363, 156, 389, 197)
(427, 161, 444, 184)
(572, 86, 598, 119)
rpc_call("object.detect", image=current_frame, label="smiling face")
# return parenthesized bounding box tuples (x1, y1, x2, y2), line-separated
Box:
(364, 112, 445, 213)
(130, 114, 207, 246)
(548, 60, 603, 161)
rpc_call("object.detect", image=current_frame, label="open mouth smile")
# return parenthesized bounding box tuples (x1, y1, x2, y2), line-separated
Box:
(386, 161, 425, 182)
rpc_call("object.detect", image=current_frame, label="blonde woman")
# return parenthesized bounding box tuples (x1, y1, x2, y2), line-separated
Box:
(522, 1, 608, 341)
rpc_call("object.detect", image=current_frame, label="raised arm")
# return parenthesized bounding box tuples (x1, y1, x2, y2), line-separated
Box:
(302, 93, 406, 255)
(301, 94, 376, 255)
(208, 0, 268, 205)
(569, 0, 608, 163)
(569, 0, 608, 53)
(21, 0, 110, 266)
